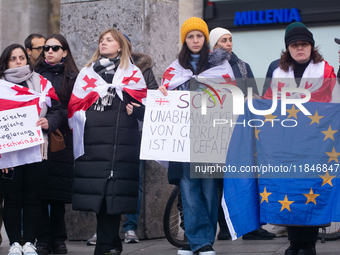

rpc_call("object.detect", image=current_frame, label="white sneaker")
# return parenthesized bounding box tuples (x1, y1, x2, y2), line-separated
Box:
(124, 230, 139, 243)
(178, 244, 193, 255)
(86, 233, 97, 245)
(22, 242, 37, 255)
(8, 242, 22, 255)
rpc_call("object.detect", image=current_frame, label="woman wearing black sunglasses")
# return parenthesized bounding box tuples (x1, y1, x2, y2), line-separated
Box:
(34, 34, 79, 255)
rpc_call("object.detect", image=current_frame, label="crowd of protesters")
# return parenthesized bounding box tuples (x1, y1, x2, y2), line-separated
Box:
(0, 17, 339, 255)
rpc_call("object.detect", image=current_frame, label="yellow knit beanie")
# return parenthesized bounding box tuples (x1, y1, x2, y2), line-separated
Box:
(181, 17, 209, 44)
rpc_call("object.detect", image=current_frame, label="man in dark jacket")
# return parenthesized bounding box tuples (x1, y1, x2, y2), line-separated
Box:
(209, 27, 275, 241)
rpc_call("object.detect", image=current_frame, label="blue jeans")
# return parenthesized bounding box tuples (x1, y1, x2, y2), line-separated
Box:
(180, 163, 218, 252)
(123, 160, 143, 232)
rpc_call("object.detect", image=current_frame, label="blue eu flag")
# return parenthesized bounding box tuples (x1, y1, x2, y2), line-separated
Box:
(223, 99, 340, 240)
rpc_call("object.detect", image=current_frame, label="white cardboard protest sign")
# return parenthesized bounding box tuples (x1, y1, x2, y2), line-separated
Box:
(140, 90, 235, 163)
(0, 105, 44, 154)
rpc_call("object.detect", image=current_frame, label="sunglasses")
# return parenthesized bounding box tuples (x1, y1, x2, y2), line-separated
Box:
(31, 46, 44, 51)
(43, 45, 64, 52)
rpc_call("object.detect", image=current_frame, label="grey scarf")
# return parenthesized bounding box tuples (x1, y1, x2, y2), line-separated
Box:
(3, 65, 49, 159)
(4, 65, 33, 84)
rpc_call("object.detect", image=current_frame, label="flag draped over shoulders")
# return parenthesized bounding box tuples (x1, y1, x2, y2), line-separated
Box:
(161, 59, 236, 90)
(223, 99, 340, 240)
(0, 76, 58, 168)
(263, 61, 337, 102)
(68, 62, 147, 159)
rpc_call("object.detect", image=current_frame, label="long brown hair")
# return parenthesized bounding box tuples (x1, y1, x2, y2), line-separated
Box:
(85, 28, 131, 70)
(279, 46, 323, 72)
(178, 40, 210, 75)
(34, 34, 79, 101)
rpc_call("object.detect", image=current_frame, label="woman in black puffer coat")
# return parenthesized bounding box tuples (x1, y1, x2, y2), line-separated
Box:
(70, 28, 146, 255)
(34, 34, 78, 254)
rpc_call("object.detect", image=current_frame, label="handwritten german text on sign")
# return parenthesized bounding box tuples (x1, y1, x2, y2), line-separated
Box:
(140, 90, 235, 163)
(0, 105, 44, 154)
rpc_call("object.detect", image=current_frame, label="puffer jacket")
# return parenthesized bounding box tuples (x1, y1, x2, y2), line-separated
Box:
(72, 61, 146, 214)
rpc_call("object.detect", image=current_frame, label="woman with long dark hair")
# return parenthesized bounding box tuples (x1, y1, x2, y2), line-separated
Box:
(158, 17, 232, 255)
(0, 43, 62, 255)
(34, 34, 78, 255)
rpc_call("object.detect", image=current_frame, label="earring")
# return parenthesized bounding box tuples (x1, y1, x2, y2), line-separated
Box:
(62, 57, 65, 62)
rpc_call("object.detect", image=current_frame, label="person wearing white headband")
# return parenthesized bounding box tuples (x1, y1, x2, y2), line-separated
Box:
(209, 28, 278, 241)
(209, 27, 258, 97)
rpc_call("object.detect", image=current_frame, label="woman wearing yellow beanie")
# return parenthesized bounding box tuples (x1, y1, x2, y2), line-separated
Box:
(159, 17, 223, 255)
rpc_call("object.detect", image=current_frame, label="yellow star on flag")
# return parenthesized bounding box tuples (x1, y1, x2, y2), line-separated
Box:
(260, 187, 272, 203)
(255, 127, 260, 140)
(263, 114, 278, 123)
(279, 195, 294, 212)
(308, 110, 324, 125)
(325, 147, 340, 163)
(319, 170, 336, 187)
(303, 188, 320, 205)
(286, 105, 300, 119)
(321, 126, 338, 141)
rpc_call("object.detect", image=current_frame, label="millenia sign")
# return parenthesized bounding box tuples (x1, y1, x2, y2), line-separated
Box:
(234, 8, 301, 26)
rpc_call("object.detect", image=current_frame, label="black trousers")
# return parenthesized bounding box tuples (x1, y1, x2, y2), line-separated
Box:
(0, 162, 44, 244)
(37, 201, 67, 247)
(94, 200, 122, 255)
(287, 226, 319, 244)
(218, 188, 228, 231)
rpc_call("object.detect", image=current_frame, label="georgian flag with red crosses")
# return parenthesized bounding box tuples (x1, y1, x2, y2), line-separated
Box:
(161, 59, 237, 91)
(263, 60, 339, 103)
(0, 75, 59, 168)
(68, 61, 147, 159)
(0, 75, 58, 113)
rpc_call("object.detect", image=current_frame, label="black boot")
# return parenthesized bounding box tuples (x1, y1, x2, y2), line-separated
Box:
(298, 243, 316, 255)
(242, 228, 276, 240)
(285, 242, 300, 255)
(217, 228, 231, 240)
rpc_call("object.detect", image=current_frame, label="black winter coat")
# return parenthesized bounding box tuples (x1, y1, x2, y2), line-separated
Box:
(132, 52, 159, 90)
(72, 65, 144, 215)
(262, 59, 280, 96)
(35, 61, 77, 203)
(229, 52, 259, 96)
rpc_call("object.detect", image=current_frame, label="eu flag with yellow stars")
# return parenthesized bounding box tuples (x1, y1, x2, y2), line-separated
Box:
(222, 99, 340, 240)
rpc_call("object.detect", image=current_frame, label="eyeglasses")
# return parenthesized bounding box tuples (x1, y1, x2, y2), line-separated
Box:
(43, 45, 64, 52)
(31, 46, 44, 51)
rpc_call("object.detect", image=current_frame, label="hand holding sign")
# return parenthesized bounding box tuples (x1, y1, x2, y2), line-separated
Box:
(36, 117, 49, 130)
(0, 105, 44, 154)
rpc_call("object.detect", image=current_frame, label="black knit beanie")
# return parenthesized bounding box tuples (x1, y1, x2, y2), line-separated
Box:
(285, 22, 314, 49)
